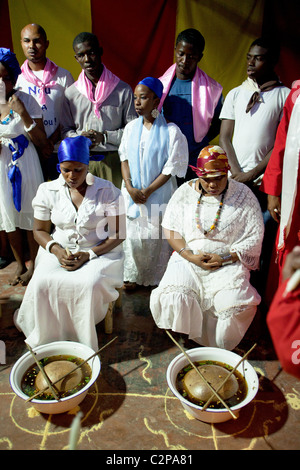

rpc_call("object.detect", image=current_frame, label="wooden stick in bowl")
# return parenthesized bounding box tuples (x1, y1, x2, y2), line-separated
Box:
(165, 330, 237, 419)
(25, 336, 118, 402)
(201, 343, 257, 411)
(26, 344, 60, 401)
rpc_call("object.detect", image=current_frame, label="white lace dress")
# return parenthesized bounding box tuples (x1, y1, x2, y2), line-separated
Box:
(0, 91, 44, 232)
(119, 121, 188, 286)
(150, 179, 264, 350)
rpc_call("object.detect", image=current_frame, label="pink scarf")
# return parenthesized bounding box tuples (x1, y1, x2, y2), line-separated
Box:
(21, 58, 58, 105)
(75, 65, 120, 117)
(158, 64, 222, 142)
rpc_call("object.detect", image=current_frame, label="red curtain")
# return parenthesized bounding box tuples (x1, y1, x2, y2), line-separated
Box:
(0, 0, 13, 50)
(90, 0, 177, 89)
(262, 0, 300, 87)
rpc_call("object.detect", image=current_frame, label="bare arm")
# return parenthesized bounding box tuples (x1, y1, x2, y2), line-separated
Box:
(121, 160, 171, 203)
(9, 95, 48, 149)
(142, 173, 171, 199)
(121, 160, 146, 204)
(219, 119, 241, 175)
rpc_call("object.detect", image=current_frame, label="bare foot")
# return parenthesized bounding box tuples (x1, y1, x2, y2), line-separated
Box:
(9, 276, 21, 286)
(19, 269, 33, 286)
(9, 266, 26, 286)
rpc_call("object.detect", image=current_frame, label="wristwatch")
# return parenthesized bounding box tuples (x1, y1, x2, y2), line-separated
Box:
(220, 253, 233, 266)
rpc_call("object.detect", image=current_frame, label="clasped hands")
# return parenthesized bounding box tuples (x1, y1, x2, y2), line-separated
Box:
(188, 251, 224, 270)
(81, 129, 104, 147)
(127, 186, 152, 204)
(51, 245, 89, 271)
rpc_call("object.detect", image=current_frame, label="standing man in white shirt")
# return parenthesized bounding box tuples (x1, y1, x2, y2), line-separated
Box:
(17, 23, 74, 179)
(219, 36, 290, 300)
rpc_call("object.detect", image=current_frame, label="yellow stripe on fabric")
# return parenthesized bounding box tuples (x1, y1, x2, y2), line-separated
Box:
(8, 0, 92, 79)
(176, 0, 265, 96)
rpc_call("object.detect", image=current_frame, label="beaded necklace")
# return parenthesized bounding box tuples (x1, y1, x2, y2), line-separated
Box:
(195, 186, 226, 235)
(0, 109, 13, 125)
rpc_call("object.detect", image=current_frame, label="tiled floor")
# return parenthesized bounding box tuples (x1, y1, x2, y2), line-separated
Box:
(0, 261, 299, 451)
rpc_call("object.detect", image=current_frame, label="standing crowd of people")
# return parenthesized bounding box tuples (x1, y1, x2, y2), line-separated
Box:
(0, 24, 299, 378)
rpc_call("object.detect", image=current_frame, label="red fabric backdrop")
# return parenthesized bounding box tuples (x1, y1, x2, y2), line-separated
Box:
(262, 0, 300, 87)
(0, 0, 13, 50)
(90, 0, 176, 89)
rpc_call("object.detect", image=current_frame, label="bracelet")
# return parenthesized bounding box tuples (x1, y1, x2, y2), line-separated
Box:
(124, 177, 132, 183)
(220, 253, 233, 266)
(88, 249, 98, 260)
(178, 247, 192, 256)
(45, 240, 58, 253)
(24, 120, 37, 132)
(102, 131, 107, 144)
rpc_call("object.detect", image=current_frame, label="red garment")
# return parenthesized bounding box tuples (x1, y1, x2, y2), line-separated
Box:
(261, 82, 300, 293)
(267, 279, 300, 379)
(260, 82, 300, 197)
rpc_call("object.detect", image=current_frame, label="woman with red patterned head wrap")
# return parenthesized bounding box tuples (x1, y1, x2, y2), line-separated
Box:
(150, 145, 264, 350)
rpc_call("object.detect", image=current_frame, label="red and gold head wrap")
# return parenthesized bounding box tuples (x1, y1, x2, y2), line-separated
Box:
(190, 145, 230, 178)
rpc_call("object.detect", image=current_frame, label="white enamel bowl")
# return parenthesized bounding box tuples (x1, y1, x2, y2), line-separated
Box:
(10, 341, 101, 414)
(166, 347, 259, 423)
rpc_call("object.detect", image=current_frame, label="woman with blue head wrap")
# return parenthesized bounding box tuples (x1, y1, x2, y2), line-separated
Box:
(14, 135, 125, 352)
(0, 48, 47, 286)
(119, 77, 189, 290)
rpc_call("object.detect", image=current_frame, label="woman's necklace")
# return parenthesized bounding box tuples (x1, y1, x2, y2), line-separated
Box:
(195, 190, 226, 235)
(0, 109, 13, 125)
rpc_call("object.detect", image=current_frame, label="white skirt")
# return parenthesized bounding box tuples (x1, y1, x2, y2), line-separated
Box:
(150, 252, 260, 350)
(14, 246, 124, 351)
(0, 140, 44, 232)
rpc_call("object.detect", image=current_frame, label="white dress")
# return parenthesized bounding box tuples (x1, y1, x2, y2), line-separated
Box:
(0, 91, 44, 232)
(119, 120, 188, 286)
(150, 179, 264, 350)
(14, 174, 125, 352)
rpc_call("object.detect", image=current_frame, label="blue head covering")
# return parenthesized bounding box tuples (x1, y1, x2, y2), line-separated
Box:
(0, 48, 21, 82)
(138, 77, 163, 99)
(57, 136, 105, 173)
(58, 136, 92, 164)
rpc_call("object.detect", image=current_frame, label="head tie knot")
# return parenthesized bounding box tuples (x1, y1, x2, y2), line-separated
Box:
(190, 145, 230, 178)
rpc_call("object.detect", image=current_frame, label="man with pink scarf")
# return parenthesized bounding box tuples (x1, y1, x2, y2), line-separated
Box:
(158, 28, 223, 182)
(61, 32, 136, 189)
(17, 24, 74, 179)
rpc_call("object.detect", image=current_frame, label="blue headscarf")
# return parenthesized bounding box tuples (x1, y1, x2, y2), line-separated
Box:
(57, 136, 105, 171)
(0, 48, 21, 82)
(138, 77, 163, 99)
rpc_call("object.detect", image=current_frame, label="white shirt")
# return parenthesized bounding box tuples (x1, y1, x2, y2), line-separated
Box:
(220, 80, 290, 173)
(17, 65, 74, 138)
(33, 174, 124, 252)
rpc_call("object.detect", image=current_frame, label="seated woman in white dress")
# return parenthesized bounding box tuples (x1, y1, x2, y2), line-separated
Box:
(150, 145, 264, 350)
(14, 136, 125, 352)
(119, 77, 188, 289)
